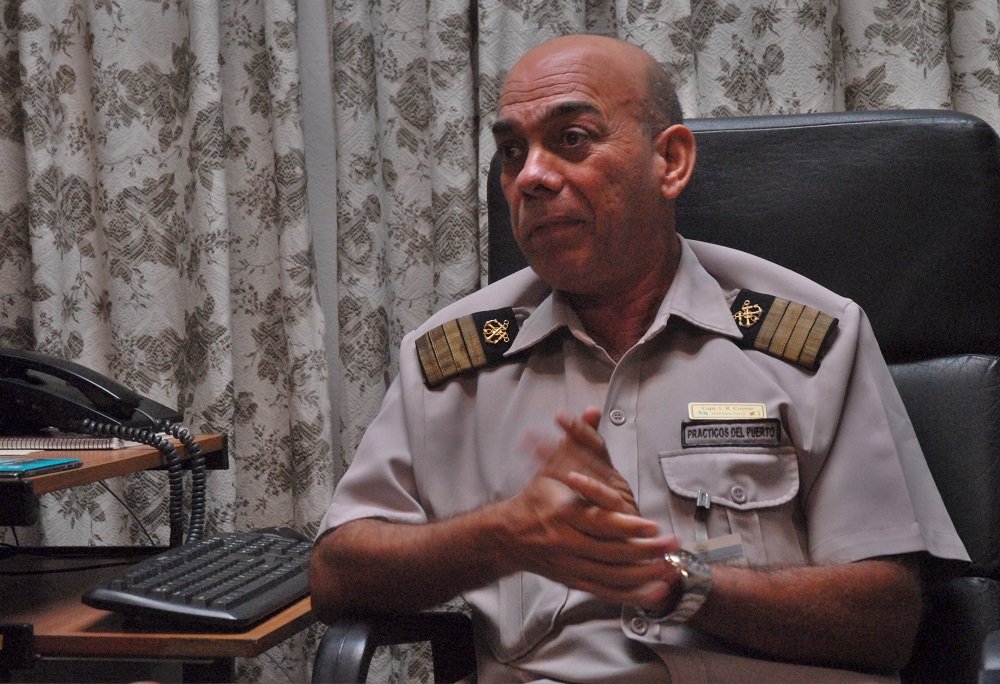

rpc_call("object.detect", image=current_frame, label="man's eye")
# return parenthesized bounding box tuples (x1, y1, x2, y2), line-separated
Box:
(561, 130, 589, 147)
(497, 143, 524, 163)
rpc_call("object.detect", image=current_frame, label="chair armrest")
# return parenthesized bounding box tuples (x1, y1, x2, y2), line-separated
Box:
(981, 629, 1000, 684)
(312, 611, 476, 684)
(902, 576, 1000, 684)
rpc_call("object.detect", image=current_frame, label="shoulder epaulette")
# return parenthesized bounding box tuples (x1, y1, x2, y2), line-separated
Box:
(730, 289, 838, 372)
(415, 307, 520, 387)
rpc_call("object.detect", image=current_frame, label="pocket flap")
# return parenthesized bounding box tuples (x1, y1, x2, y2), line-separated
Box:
(659, 446, 798, 510)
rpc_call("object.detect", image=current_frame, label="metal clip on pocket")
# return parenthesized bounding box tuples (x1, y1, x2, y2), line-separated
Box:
(694, 489, 711, 543)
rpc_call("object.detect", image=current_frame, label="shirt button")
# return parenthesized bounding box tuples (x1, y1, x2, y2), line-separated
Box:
(609, 409, 627, 425)
(731, 485, 747, 504)
(629, 616, 649, 635)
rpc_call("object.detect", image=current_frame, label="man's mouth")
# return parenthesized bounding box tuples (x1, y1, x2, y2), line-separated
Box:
(522, 215, 586, 240)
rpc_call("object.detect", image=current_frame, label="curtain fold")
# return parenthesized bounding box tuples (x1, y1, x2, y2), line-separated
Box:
(332, 0, 482, 466)
(0, 1, 334, 681)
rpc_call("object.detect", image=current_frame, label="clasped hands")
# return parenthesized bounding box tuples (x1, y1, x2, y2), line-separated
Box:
(504, 406, 683, 613)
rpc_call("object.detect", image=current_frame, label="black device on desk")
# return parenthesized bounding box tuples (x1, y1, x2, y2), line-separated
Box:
(0, 348, 182, 435)
(82, 529, 312, 631)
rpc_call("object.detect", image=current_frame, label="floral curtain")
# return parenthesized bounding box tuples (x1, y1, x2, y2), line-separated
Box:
(2, 0, 998, 682)
(0, 0, 335, 681)
(329, 0, 999, 681)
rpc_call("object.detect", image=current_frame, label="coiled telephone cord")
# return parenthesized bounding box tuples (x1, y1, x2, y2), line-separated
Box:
(78, 420, 205, 547)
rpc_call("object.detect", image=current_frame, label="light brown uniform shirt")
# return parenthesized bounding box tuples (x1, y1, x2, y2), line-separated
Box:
(320, 237, 968, 683)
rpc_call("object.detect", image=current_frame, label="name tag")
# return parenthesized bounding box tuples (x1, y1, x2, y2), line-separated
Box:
(688, 402, 766, 419)
(681, 419, 782, 448)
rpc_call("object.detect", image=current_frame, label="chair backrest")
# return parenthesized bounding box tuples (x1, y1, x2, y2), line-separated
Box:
(486, 110, 1000, 576)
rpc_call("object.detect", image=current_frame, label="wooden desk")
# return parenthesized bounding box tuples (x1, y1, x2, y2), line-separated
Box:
(0, 434, 228, 526)
(0, 433, 315, 682)
(1, 546, 315, 682)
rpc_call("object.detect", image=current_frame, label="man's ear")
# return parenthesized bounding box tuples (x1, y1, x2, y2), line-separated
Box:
(654, 124, 696, 200)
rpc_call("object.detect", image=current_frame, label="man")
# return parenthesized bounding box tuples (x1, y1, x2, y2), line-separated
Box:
(310, 35, 968, 682)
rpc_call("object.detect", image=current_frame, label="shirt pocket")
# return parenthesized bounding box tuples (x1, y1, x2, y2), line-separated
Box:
(658, 446, 806, 566)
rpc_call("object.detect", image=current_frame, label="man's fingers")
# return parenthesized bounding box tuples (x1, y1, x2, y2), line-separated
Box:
(551, 412, 620, 487)
(544, 553, 681, 606)
(580, 405, 602, 430)
(555, 411, 607, 457)
(567, 471, 638, 516)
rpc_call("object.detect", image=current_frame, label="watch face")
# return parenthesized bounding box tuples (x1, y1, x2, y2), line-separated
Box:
(667, 550, 705, 579)
(634, 549, 713, 625)
(665, 552, 692, 587)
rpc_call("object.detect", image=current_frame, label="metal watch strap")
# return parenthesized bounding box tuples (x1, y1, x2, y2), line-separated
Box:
(641, 548, 713, 625)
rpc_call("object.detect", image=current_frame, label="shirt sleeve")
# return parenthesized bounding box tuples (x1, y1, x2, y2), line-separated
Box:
(802, 303, 969, 565)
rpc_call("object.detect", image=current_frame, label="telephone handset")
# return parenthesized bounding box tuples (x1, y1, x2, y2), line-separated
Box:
(0, 348, 183, 435)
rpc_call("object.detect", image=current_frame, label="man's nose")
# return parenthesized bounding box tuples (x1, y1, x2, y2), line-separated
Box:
(515, 149, 563, 196)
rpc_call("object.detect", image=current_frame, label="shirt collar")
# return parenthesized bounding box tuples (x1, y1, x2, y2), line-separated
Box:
(506, 236, 742, 357)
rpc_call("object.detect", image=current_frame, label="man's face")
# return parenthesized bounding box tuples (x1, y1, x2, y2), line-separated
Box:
(492, 40, 675, 298)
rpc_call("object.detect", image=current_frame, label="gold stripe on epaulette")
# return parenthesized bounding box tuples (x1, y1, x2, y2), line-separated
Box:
(731, 289, 838, 372)
(767, 300, 805, 358)
(428, 325, 458, 380)
(443, 319, 473, 372)
(416, 314, 490, 387)
(416, 307, 519, 387)
(784, 305, 820, 363)
(754, 297, 787, 351)
(798, 311, 837, 370)
(415, 333, 443, 387)
(458, 315, 487, 367)
(751, 297, 835, 371)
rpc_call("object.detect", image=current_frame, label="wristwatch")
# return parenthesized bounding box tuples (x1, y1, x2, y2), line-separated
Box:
(641, 548, 713, 624)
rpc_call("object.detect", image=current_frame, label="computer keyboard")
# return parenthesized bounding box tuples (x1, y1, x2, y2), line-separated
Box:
(82, 529, 313, 631)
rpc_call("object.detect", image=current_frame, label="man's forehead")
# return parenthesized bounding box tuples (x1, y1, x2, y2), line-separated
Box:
(492, 100, 603, 138)
(507, 34, 648, 78)
(495, 62, 642, 135)
(501, 56, 602, 102)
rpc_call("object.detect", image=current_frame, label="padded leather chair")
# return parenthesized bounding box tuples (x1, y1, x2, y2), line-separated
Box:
(313, 110, 1000, 684)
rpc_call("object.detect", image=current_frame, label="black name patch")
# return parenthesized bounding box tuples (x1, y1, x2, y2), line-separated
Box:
(681, 419, 783, 448)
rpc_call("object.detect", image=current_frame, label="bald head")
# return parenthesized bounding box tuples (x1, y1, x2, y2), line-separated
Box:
(513, 34, 650, 65)
(502, 35, 683, 136)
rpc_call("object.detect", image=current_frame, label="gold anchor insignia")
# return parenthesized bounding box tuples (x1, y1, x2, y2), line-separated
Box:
(734, 300, 764, 328)
(482, 318, 510, 344)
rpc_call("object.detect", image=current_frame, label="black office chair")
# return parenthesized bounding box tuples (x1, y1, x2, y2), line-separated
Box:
(313, 110, 1000, 684)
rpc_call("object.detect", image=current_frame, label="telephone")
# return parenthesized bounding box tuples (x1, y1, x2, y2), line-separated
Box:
(0, 348, 183, 435)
